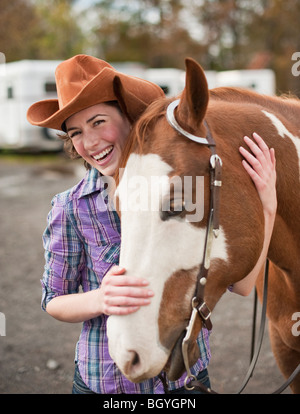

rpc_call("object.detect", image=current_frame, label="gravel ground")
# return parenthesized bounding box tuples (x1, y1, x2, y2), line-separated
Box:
(0, 154, 291, 394)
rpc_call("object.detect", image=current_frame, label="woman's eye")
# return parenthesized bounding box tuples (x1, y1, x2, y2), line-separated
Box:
(94, 119, 104, 127)
(69, 131, 80, 139)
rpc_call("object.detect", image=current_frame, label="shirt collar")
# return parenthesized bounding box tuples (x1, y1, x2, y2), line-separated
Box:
(78, 167, 103, 198)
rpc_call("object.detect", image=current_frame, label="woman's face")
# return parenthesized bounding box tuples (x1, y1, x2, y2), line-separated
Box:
(65, 103, 131, 176)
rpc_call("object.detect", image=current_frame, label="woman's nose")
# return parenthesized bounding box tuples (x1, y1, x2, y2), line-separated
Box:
(84, 130, 100, 151)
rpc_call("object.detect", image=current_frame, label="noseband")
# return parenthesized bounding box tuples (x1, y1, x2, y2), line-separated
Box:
(166, 99, 222, 391)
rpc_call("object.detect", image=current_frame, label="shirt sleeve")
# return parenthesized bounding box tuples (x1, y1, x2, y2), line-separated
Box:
(41, 196, 85, 311)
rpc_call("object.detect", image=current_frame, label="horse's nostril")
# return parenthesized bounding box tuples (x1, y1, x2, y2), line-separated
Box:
(124, 351, 141, 376)
(132, 351, 140, 367)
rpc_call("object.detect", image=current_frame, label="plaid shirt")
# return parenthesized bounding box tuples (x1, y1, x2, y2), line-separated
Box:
(42, 167, 211, 394)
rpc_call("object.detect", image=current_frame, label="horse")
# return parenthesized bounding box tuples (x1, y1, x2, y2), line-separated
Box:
(107, 58, 300, 393)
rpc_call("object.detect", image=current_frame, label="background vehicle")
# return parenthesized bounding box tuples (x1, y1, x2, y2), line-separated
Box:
(0, 59, 275, 151)
(0, 60, 63, 152)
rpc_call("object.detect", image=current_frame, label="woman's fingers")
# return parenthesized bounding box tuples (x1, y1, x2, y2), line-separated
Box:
(101, 266, 154, 315)
(105, 294, 151, 308)
(240, 133, 275, 179)
(239, 132, 277, 215)
(252, 132, 272, 159)
(104, 304, 141, 316)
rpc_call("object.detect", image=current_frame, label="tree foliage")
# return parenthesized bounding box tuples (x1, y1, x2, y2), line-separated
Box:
(89, 0, 300, 94)
(195, 0, 300, 94)
(0, 0, 85, 61)
(0, 0, 38, 61)
(29, 0, 86, 60)
(1, 0, 299, 95)
(91, 0, 204, 67)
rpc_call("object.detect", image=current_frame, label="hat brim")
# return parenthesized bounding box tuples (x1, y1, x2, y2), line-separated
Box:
(27, 68, 119, 131)
(27, 67, 164, 131)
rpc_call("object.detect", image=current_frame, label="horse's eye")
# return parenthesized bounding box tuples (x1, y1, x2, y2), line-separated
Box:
(160, 199, 185, 221)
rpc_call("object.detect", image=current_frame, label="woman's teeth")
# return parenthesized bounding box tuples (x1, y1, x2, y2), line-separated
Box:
(93, 146, 113, 161)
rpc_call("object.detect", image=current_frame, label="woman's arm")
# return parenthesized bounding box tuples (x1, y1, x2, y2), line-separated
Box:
(231, 133, 277, 296)
(46, 266, 154, 323)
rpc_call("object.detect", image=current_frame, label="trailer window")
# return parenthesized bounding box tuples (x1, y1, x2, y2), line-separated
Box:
(7, 87, 13, 99)
(45, 82, 57, 93)
(159, 85, 169, 95)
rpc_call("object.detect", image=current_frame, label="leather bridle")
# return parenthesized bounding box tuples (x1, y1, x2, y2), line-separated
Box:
(166, 99, 222, 391)
(166, 98, 300, 394)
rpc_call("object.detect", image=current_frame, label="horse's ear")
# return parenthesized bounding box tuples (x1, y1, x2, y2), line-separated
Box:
(113, 75, 148, 123)
(178, 58, 209, 126)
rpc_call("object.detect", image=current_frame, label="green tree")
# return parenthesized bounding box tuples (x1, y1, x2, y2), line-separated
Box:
(2, 0, 299, 95)
(0, 0, 86, 62)
(246, 0, 300, 95)
(194, 0, 300, 95)
(193, 0, 264, 70)
(90, 0, 204, 68)
(30, 0, 86, 60)
(0, 0, 39, 61)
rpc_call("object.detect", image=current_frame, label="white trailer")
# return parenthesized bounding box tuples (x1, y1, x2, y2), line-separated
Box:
(0, 59, 63, 151)
(145, 67, 276, 96)
(216, 69, 276, 95)
(145, 68, 185, 96)
(0, 59, 276, 151)
(113, 65, 186, 97)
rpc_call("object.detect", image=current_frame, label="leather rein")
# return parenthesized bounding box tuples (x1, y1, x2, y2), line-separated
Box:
(165, 98, 300, 394)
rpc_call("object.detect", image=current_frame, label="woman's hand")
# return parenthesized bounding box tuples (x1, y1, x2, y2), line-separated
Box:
(239, 132, 277, 215)
(233, 133, 277, 296)
(46, 266, 154, 322)
(99, 265, 154, 316)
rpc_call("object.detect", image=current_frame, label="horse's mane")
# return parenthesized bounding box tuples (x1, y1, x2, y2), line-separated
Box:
(114, 97, 172, 185)
(114, 86, 300, 186)
(210, 86, 300, 111)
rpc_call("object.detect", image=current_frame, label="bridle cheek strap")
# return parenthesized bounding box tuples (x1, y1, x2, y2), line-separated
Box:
(166, 99, 223, 391)
(193, 152, 222, 331)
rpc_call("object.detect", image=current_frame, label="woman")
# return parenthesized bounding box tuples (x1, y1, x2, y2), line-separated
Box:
(27, 54, 277, 394)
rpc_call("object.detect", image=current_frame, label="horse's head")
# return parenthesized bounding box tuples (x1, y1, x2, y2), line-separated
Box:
(107, 59, 264, 383)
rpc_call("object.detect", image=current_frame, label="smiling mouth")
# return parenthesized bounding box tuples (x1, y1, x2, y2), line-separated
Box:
(93, 145, 114, 162)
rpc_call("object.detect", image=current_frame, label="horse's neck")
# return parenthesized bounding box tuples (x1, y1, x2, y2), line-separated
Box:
(210, 87, 300, 256)
(210, 87, 300, 123)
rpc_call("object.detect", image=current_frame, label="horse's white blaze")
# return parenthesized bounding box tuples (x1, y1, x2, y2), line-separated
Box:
(262, 110, 300, 178)
(107, 153, 228, 381)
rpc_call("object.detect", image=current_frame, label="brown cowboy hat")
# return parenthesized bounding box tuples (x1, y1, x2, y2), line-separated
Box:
(27, 54, 164, 131)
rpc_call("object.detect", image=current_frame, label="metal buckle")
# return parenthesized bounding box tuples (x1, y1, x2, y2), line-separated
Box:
(182, 298, 199, 387)
(184, 374, 197, 391)
(197, 301, 211, 321)
(210, 154, 223, 169)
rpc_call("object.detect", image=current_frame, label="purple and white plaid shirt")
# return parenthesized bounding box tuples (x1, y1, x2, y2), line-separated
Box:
(42, 167, 211, 393)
